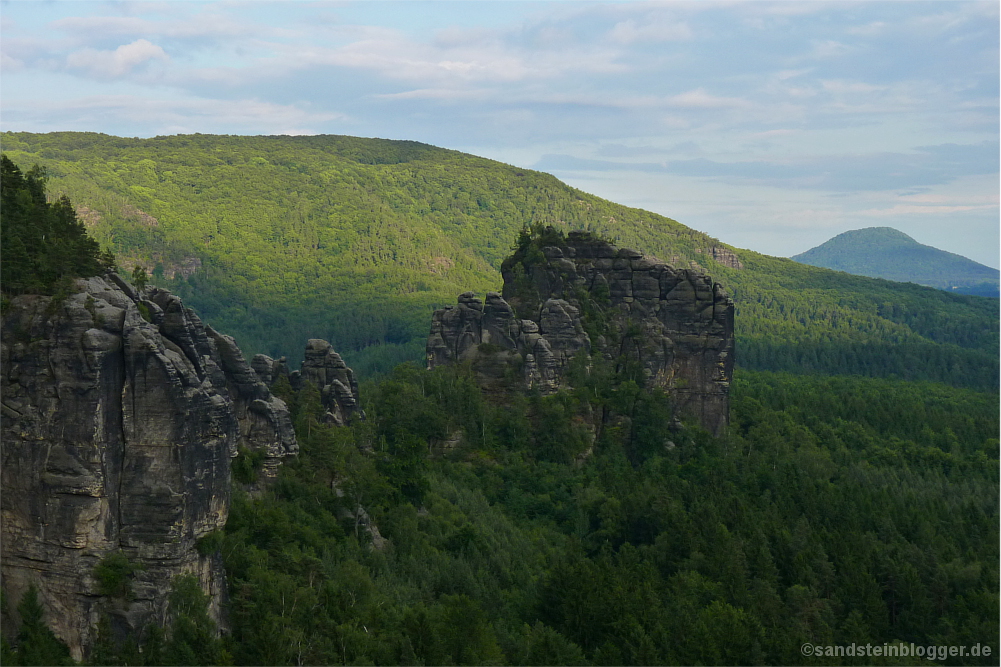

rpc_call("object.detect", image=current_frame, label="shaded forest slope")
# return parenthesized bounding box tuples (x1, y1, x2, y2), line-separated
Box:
(2, 132, 996, 388)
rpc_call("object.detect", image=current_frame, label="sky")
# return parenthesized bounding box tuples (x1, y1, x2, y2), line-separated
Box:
(2, 0, 998, 267)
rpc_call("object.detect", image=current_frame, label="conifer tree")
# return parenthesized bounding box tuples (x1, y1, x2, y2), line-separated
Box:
(1, 154, 113, 295)
(11, 586, 73, 666)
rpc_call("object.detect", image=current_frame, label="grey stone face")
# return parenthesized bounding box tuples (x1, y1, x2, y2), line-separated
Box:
(427, 233, 734, 434)
(298, 339, 363, 426)
(1, 276, 297, 661)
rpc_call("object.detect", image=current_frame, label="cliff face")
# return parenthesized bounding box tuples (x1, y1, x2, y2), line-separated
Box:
(1, 274, 296, 660)
(427, 231, 734, 435)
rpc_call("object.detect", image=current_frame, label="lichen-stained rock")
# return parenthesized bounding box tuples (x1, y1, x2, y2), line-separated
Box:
(427, 230, 734, 434)
(0, 276, 296, 661)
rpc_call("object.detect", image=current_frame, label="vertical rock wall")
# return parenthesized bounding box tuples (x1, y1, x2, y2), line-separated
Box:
(1, 276, 296, 660)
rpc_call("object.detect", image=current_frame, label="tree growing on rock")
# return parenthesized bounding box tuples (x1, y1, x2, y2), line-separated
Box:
(0, 154, 114, 296)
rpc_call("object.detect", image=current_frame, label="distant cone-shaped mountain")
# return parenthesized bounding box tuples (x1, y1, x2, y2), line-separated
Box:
(792, 227, 999, 297)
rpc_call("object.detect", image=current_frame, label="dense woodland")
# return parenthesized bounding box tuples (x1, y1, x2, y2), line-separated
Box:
(27, 363, 992, 666)
(0, 144, 998, 665)
(2, 133, 997, 388)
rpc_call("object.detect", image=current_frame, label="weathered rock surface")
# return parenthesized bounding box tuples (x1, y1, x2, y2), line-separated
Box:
(698, 245, 744, 270)
(255, 339, 363, 426)
(1, 275, 296, 660)
(427, 231, 734, 434)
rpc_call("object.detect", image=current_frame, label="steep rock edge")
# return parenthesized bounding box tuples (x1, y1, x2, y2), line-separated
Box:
(427, 231, 734, 435)
(1, 274, 297, 661)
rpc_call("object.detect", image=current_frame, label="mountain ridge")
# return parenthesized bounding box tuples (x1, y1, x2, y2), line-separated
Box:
(2, 132, 997, 389)
(792, 226, 999, 297)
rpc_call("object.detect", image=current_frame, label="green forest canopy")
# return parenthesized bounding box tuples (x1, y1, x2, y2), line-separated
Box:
(64, 362, 998, 666)
(0, 155, 113, 296)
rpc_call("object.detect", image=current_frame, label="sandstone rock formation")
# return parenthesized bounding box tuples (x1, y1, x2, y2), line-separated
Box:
(1, 275, 296, 660)
(697, 245, 744, 270)
(427, 230, 733, 435)
(253, 338, 363, 426)
(427, 291, 589, 397)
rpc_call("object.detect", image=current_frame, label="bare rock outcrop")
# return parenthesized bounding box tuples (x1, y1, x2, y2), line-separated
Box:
(697, 245, 744, 269)
(255, 339, 362, 426)
(427, 292, 589, 396)
(427, 230, 733, 435)
(1, 275, 296, 660)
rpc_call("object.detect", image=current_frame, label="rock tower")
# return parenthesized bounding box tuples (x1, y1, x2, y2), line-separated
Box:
(427, 230, 733, 435)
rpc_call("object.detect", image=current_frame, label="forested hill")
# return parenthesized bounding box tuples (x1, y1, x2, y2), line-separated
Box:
(2, 132, 997, 388)
(792, 227, 1000, 297)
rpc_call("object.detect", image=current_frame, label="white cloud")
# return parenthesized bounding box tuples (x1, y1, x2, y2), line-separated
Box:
(1, 52, 24, 72)
(275, 128, 320, 136)
(776, 68, 812, 80)
(51, 14, 260, 40)
(257, 24, 627, 87)
(809, 39, 852, 59)
(909, 11, 973, 34)
(374, 89, 740, 115)
(375, 88, 491, 102)
(434, 26, 497, 48)
(898, 191, 999, 206)
(847, 21, 887, 36)
(820, 80, 885, 95)
(755, 2, 834, 18)
(66, 39, 168, 78)
(609, 17, 692, 44)
(660, 115, 691, 129)
(667, 88, 750, 109)
(52, 16, 150, 37)
(858, 185, 1000, 217)
(857, 203, 997, 216)
(750, 129, 801, 139)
